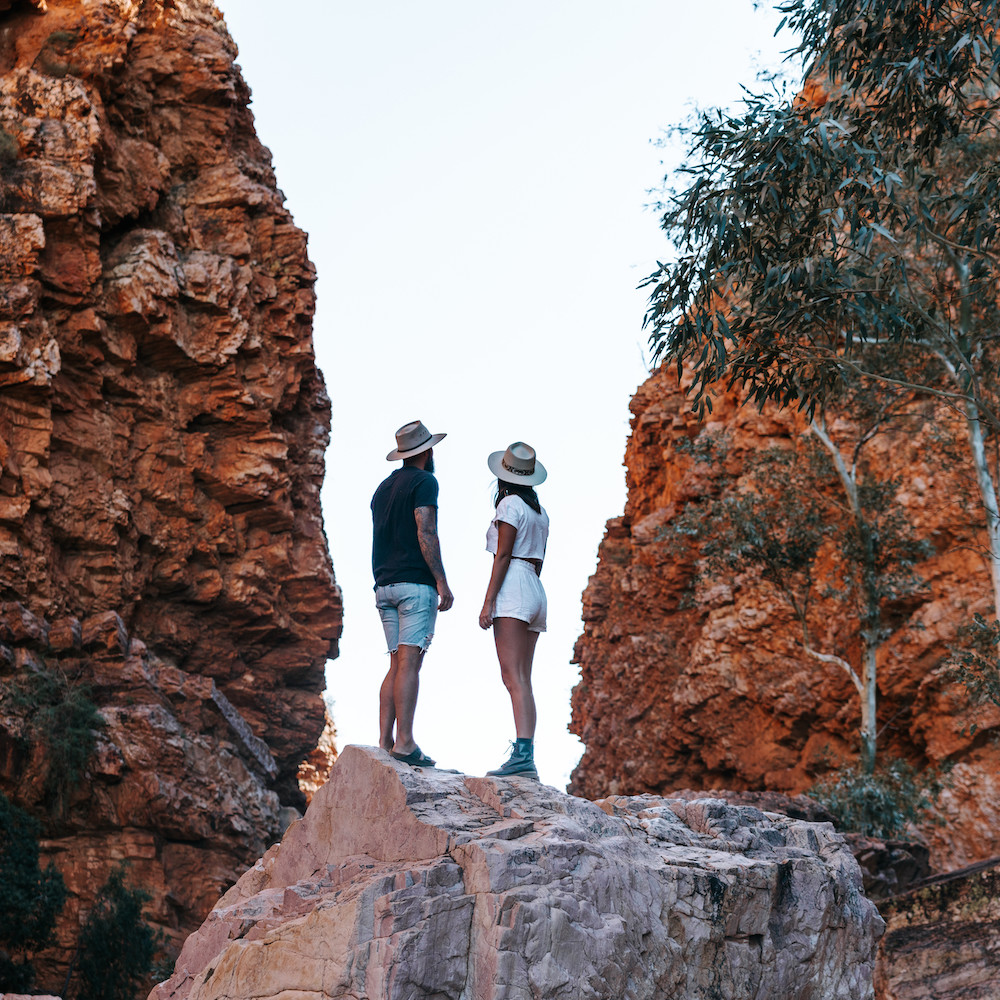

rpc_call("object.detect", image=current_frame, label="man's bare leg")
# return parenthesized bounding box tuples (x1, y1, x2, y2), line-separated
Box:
(391, 643, 424, 755)
(379, 651, 398, 751)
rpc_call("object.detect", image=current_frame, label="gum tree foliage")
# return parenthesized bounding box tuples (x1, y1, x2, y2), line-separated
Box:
(678, 385, 930, 772)
(948, 613, 1000, 723)
(74, 864, 160, 1000)
(0, 792, 67, 992)
(644, 0, 1000, 616)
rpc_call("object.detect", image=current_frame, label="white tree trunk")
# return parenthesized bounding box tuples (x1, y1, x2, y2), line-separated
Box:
(860, 639, 878, 774)
(811, 417, 880, 773)
(963, 397, 1000, 622)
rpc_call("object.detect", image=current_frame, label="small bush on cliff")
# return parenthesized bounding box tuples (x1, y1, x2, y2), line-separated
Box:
(3, 666, 105, 809)
(74, 864, 161, 1000)
(0, 792, 67, 991)
(948, 614, 1000, 725)
(809, 757, 947, 839)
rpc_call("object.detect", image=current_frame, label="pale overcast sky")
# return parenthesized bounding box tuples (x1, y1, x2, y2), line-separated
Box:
(217, 1, 794, 787)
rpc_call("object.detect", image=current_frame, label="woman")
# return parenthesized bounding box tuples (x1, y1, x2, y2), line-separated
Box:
(479, 441, 549, 779)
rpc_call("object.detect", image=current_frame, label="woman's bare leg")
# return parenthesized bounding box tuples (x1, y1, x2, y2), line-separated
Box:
(493, 618, 539, 739)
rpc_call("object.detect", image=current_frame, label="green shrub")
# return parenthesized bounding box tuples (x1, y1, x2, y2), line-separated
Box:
(3, 666, 105, 807)
(809, 756, 947, 839)
(948, 614, 1000, 724)
(0, 792, 67, 991)
(75, 864, 160, 1000)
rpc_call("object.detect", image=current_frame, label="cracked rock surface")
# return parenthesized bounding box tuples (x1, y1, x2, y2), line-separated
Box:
(152, 745, 883, 1000)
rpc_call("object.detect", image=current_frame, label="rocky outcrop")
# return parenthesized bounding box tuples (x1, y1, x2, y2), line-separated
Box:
(2, 602, 290, 985)
(569, 365, 1000, 871)
(665, 789, 933, 900)
(151, 745, 883, 1000)
(0, 0, 340, 986)
(874, 857, 1000, 999)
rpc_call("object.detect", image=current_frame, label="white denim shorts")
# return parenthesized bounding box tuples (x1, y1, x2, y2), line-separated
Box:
(375, 582, 438, 652)
(493, 558, 547, 632)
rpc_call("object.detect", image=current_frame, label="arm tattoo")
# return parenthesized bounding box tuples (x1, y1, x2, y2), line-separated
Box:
(414, 506, 447, 583)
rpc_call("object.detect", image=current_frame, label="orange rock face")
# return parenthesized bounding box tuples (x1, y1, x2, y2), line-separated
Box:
(0, 0, 340, 987)
(570, 365, 1000, 872)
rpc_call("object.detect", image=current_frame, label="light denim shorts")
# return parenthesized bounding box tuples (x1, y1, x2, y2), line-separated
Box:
(375, 582, 438, 653)
(493, 559, 547, 632)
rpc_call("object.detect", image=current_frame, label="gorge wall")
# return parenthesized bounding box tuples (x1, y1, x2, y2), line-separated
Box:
(570, 364, 1000, 872)
(0, 0, 340, 986)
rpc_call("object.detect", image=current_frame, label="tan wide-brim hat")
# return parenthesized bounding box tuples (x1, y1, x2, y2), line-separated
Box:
(386, 420, 447, 461)
(488, 441, 547, 486)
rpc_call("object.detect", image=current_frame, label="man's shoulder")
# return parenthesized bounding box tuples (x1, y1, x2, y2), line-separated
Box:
(372, 468, 400, 500)
(372, 467, 438, 506)
(389, 465, 436, 482)
(411, 468, 439, 505)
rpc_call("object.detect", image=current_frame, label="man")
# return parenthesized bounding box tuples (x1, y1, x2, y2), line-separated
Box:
(371, 419, 453, 766)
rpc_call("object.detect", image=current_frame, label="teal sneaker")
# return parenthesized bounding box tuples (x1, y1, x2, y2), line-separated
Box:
(487, 742, 538, 779)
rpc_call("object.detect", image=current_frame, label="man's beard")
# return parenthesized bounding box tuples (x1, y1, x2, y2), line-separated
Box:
(424, 453, 434, 474)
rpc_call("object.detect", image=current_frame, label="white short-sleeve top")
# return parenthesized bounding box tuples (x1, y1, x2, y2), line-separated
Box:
(486, 494, 549, 560)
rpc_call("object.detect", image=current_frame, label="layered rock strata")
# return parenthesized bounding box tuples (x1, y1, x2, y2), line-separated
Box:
(874, 857, 1000, 999)
(570, 365, 1000, 871)
(152, 745, 883, 1000)
(0, 0, 340, 985)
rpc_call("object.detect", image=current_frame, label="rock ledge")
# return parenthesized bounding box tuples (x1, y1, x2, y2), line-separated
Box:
(152, 745, 883, 1000)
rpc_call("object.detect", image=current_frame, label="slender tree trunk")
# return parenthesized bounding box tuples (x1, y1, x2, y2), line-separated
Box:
(948, 253, 1000, 622)
(811, 417, 882, 773)
(962, 397, 1000, 622)
(860, 629, 878, 774)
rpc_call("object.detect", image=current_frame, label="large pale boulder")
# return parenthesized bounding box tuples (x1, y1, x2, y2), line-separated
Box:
(151, 745, 883, 1000)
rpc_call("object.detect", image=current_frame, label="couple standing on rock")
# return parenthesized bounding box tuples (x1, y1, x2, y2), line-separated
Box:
(371, 419, 548, 780)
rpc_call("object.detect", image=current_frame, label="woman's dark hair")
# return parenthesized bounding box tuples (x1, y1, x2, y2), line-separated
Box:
(494, 480, 541, 513)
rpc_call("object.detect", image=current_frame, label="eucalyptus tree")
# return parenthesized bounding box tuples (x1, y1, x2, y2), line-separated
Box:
(644, 0, 1000, 616)
(682, 377, 929, 772)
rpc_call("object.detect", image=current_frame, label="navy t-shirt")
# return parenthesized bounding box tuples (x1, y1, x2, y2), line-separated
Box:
(371, 467, 439, 588)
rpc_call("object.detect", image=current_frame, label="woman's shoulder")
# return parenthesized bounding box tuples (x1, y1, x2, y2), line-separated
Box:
(495, 493, 525, 518)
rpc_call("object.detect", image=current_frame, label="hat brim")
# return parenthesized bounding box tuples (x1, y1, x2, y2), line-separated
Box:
(386, 432, 447, 461)
(488, 450, 547, 486)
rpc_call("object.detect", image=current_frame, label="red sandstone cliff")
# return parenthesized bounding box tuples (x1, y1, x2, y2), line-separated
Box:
(0, 0, 340, 985)
(570, 365, 1000, 872)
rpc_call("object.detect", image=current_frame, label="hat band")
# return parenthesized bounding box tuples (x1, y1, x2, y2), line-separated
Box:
(401, 432, 431, 451)
(502, 458, 533, 476)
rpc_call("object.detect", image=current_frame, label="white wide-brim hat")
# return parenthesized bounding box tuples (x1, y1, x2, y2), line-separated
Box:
(386, 420, 447, 461)
(488, 441, 547, 486)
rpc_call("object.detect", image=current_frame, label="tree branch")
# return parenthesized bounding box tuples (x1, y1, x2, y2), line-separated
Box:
(804, 645, 863, 695)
